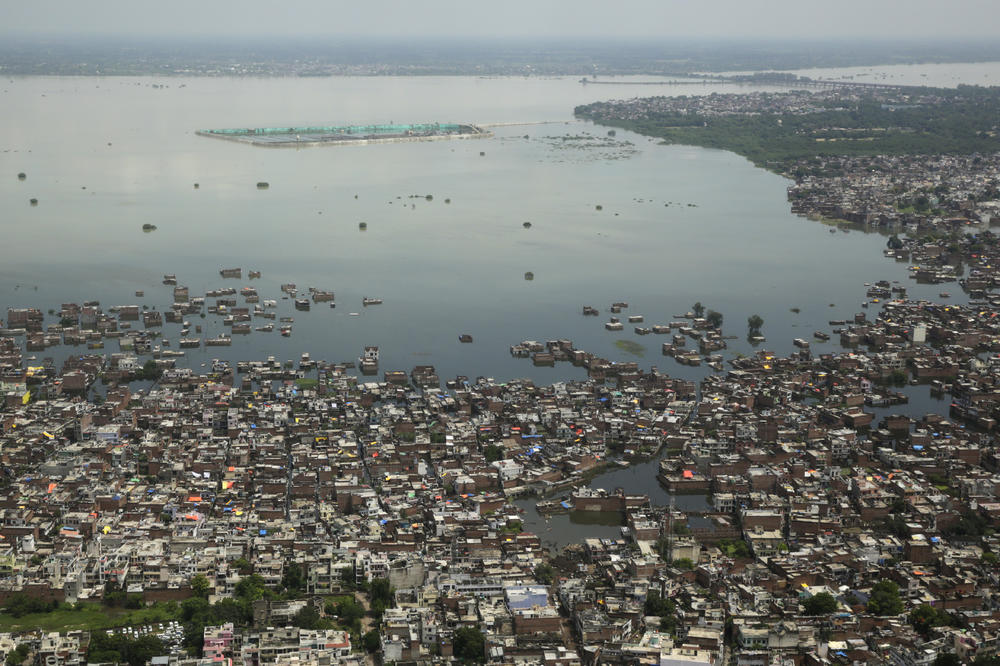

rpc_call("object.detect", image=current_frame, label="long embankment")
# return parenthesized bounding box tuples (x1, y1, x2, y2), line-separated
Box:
(196, 123, 493, 148)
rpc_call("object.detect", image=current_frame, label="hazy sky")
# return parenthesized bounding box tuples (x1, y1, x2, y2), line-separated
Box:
(2, 0, 999, 40)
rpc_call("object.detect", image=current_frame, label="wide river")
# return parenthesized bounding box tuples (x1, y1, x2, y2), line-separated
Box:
(3, 65, 998, 547)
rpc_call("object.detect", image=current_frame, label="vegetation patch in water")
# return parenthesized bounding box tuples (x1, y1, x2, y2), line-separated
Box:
(615, 339, 645, 357)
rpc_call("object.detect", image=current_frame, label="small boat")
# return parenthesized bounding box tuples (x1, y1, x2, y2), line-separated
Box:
(349, 312, 360, 316)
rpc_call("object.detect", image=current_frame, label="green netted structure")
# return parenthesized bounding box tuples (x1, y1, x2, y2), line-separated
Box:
(197, 123, 489, 147)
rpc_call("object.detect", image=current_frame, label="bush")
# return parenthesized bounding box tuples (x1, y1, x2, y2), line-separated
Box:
(3, 593, 58, 617)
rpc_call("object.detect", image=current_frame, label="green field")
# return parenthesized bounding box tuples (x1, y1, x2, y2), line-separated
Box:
(0, 603, 180, 633)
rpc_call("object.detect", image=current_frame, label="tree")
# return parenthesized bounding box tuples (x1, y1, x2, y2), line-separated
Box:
(972, 656, 1000, 666)
(887, 234, 904, 250)
(716, 538, 751, 558)
(932, 655, 960, 666)
(802, 592, 838, 615)
(644, 591, 673, 616)
(330, 596, 365, 626)
(672, 557, 694, 570)
(180, 597, 211, 622)
(484, 444, 503, 463)
(747, 314, 764, 335)
(6, 645, 29, 666)
(3, 592, 57, 617)
(292, 604, 325, 630)
(103, 579, 127, 607)
(909, 604, 953, 637)
(191, 574, 211, 599)
(706, 310, 723, 329)
(453, 626, 486, 663)
(866, 580, 904, 616)
(139, 359, 162, 381)
(644, 591, 677, 635)
(234, 574, 272, 602)
(692, 302, 705, 318)
(370, 578, 393, 607)
(87, 633, 164, 666)
(281, 562, 304, 594)
(534, 563, 555, 585)
(362, 630, 381, 653)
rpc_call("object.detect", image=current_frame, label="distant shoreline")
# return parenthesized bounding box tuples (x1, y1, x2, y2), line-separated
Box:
(3, 36, 1000, 78)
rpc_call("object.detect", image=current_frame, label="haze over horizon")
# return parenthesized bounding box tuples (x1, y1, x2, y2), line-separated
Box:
(2, 0, 998, 41)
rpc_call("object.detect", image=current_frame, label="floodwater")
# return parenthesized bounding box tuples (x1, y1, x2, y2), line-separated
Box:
(717, 61, 1000, 88)
(0, 73, 975, 384)
(3, 65, 997, 548)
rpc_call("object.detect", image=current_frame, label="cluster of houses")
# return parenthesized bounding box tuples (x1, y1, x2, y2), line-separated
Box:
(787, 153, 1000, 233)
(8, 264, 1000, 665)
(574, 89, 863, 122)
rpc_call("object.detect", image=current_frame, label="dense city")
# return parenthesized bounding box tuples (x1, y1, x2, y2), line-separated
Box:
(5, 227, 1000, 666)
(7, 23, 1000, 666)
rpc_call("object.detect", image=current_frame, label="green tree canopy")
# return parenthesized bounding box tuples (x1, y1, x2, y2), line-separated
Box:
(909, 604, 953, 637)
(329, 595, 365, 626)
(234, 574, 273, 602)
(867, 580, 904, 616)
(292, 604, 329, 630)
(87, 633, 164, 666)
(190, 574, 211, 599)
(453, 626, 486, 663)
(370, 578, 393, 607)
(484, 444, 504, 463)
(802, 592, 838, 616)
(716, 538, 751, 558)
(932, 654, 960, 666)
(362, 630, 381, 653)
(281, 562, 304, 594)
(534, 563, 555, 585)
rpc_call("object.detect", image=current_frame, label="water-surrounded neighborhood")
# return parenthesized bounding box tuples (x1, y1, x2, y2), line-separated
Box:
(7, 53, 1000, 666)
